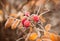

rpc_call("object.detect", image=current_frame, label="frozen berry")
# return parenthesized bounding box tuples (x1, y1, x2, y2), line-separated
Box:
(22, 18, 27, 25)
(32, 15, 39, 22)
(25, 12, 30, 16)
(24, 20, 30, 27)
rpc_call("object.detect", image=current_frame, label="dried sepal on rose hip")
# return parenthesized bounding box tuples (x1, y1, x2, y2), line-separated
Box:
(24, 20, 31, 28)
(25, 12, 30, 16)
(32, 15, 39, 22)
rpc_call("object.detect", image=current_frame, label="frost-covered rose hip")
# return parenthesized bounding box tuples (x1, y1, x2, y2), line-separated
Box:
(32, 15, 39, 22)
(22, 18, 27, 25)
(24, 20, 30, 27)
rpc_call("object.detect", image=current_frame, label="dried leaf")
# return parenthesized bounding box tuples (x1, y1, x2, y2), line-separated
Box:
(43, 31, 50, 38)
(49, 33, 58, 41)
(42, 39, 52, 41)
(39, 15, 46, 23)
(41, 34, 52, 41)
(29, 32, 38, 40)
(5, 17, 15, 28)
(45, 24, 51, 31)
(9, 14, 18, 18)
(0, 10, 3, 15)
(36, 38, 42, 41)
(11, 19, 20, 29)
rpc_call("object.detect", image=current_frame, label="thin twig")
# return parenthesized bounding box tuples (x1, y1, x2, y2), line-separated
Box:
(25, 33, 31, 41)
(38, 24, 45, 31)
(37, 28, 44, 32)
(37, 5, 41, 15)
(39, 10, 50, 16)
(16, 37, 23, 41)
(16, 35, 26, 41)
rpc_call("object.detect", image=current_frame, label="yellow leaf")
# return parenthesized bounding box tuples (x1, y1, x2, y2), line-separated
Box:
(29, 32, 38, 40)
(49, 33, 58, 41)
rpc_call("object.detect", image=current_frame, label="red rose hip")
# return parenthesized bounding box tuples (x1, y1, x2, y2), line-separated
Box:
(33, 15, 39, 22)
(24, 20, 30, 27)
(22, 18, 27, 25)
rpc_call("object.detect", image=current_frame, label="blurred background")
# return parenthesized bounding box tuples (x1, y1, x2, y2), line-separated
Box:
(0, 0, 60, 41)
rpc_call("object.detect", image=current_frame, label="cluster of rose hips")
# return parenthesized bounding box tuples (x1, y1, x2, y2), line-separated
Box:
(21, 12, 39, 28)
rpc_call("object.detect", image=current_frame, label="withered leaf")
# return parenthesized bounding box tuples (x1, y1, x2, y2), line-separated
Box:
(0, 10, 3, 15)
(5, 17, 15, 28)
(11, 19, 20, 29)
(36, 38, 42, 41)
(45, 24, 51, 31)
(9, 13, 18, 18)
(29, 32, 38, 40)
(39, 15, 46, 23)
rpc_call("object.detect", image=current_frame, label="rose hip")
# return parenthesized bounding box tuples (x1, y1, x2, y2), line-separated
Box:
(32, 15, 39, 22)
(22, 18, 27, 25)
(24, 20, 30, 28)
